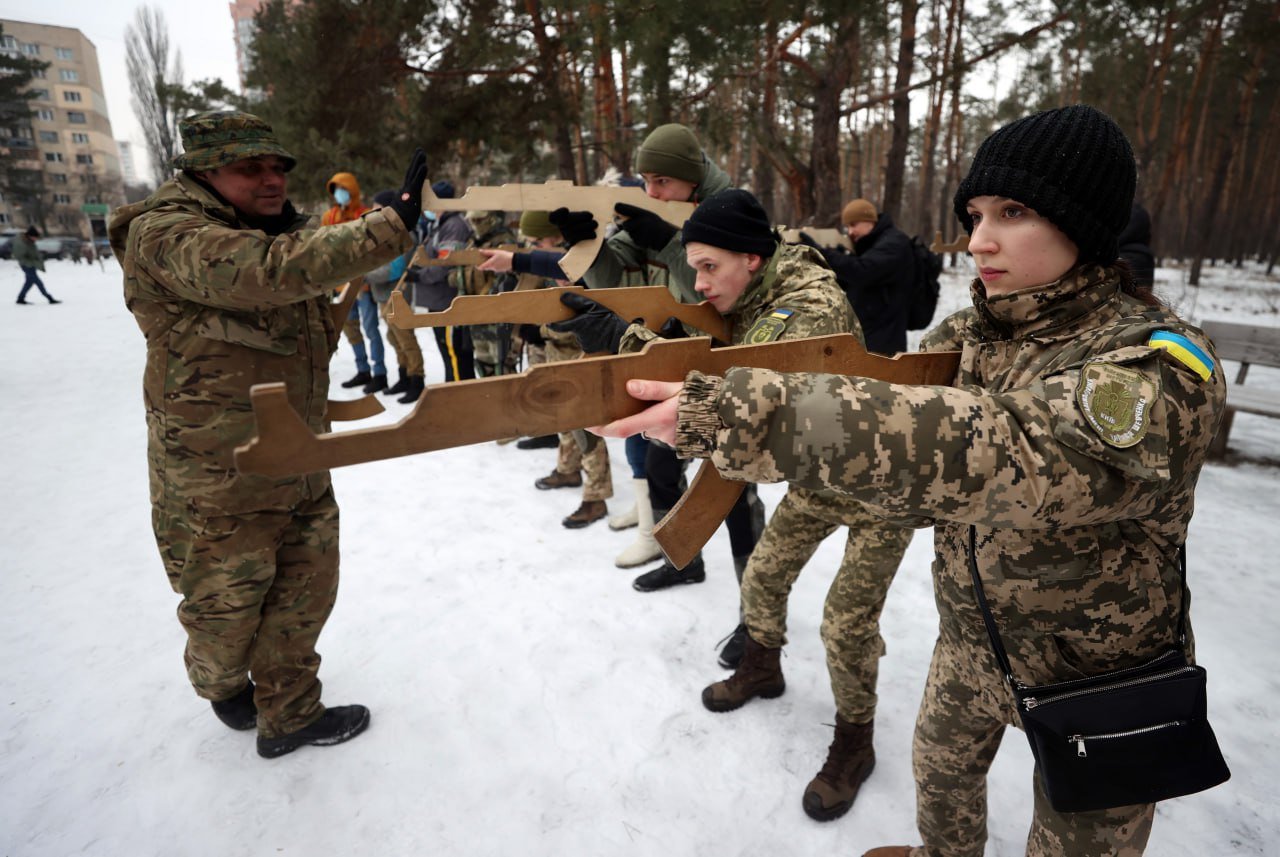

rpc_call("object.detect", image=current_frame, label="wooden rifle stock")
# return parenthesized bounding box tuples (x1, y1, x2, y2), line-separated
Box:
(235, 335, 959, 569)
(385, 285, 732, 342)
(421, 180, 696, 282)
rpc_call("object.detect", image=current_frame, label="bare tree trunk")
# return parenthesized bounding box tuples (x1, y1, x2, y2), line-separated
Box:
(882, 0, 919, 223)
(916, 0, 956, 241)
(1135, 8, 1177, 175)
(125, 5, 183, 186)
(1188, 33, 1266, 286)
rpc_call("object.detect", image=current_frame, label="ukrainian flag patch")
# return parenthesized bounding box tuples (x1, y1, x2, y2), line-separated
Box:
(745, 308, 795, 343)
(1148, 331, 1214, 382)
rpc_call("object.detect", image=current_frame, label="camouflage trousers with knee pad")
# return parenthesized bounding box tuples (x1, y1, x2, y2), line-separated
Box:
(909, 631, 1154, 857)
(739, 487, 913, 723)
(151, 489, 340, 738)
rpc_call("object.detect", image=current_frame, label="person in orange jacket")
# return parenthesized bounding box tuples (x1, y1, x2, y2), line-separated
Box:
(323, 172, 388, 392)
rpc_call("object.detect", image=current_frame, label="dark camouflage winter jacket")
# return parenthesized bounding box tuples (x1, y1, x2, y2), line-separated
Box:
(109, 172, 412, 517)
(677, 266, 1225, 684)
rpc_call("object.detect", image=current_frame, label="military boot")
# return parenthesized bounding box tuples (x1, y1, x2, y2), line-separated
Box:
(535, 469, 583, 490)
(363, 373, 388, 394)
(384, 367, 409, 396)
(341, 370, 371, 389)
(802, 715, 876, 821)
(702, 635, 785, 712)
(210, 681, 257, 731)
(397, 374, 425, 404)
(563, 499, 607, 529)
(861, 849, 913, 857)
(257, 704, 371, 759)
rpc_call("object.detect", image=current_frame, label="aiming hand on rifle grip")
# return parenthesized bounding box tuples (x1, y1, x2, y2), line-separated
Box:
(590, 379, 683, 446)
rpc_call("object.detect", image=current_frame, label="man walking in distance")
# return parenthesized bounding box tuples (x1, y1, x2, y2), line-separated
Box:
(13, 226, 60, 304)
(108, 111, 426, 758)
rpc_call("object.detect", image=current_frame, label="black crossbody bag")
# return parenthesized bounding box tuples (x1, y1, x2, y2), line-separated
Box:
(967, 526, 1230, 812)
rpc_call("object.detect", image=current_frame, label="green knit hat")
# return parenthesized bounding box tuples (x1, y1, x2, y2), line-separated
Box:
(635, 124, 705, 185)
(172, 111, 296, 172)
(519, 210, 561, 240)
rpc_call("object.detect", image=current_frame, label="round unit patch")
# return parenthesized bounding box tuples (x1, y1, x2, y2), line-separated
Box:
(1076, 361, 1158, 449)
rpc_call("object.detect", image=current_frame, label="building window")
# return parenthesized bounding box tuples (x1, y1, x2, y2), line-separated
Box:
(50, 173, 68, 184)
(76, 154, 93, 165)
(71, 132, 89, 144)
(38, 130, 58, 143)
(32, 67, 46, 79)
(53, 193, 72, 204)
(31, 89, 49, 100)
(63, 90, 82, 103)
(67, 111, 86, 124)
(55, 47, 74, 60)
(0, 213, 9, 225)
(37, 109, 54, 121)
(45, 152, 64, 162)
(15, 126, 33, 139)
(1, 35, 17, 51)
(60, 69, 79, 82)
(22, 43, 40, 56)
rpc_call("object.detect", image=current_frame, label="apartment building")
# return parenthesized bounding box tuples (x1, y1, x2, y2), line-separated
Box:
(0, 19, 125, 240)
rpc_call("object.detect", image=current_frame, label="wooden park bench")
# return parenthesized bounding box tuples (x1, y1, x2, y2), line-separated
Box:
(1200, 320, 1280, 458)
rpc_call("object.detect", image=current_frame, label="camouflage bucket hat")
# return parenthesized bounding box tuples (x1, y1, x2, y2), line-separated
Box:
(172, 110, 297, 172)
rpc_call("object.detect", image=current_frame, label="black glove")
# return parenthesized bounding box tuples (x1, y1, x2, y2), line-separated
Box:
(614, 203, 678, 251)
(796, 231, 821, 249)
(548, 208, 598, 248)
(658, 316, 688, 339)
(390, 148, 428, 230)
(547, 291, 630, 354)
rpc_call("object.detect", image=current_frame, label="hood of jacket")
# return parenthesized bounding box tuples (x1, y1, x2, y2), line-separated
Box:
(694, 156, 732, 203)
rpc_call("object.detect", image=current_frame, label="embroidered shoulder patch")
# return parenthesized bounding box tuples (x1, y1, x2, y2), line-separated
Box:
(1148, 331, 1214, 382)
(1076, 361, 1159, 449)
(744, 308, 794, 344)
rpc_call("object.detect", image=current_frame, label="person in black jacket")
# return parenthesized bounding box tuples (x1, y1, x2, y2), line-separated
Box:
(1118, 201, 1155, 290)
(806, 199, 913, 355)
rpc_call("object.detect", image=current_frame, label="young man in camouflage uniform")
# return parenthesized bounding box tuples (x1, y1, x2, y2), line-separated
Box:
(451, 210, 520, 377)
(602, 106, 1226, 857)
(108, 111, 426, 759)
(549, 130, 766, 675)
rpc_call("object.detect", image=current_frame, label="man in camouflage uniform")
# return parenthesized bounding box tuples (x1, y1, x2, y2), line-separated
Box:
(549, 126, 768, 626)
(555, 189, 913, 817)
(108, 111, 425, 759)
(451, 210, 520, 378)
(607, 107, 1225, 856)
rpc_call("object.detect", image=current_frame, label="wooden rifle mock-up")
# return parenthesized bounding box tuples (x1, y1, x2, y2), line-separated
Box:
(236, 335, 960, 569)
(421, 180, 696, 282)
(385, 285, 732, 343)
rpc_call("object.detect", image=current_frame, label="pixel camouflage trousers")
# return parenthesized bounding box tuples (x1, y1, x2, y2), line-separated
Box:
(151, 490, 340, 738)
(910, 631, 1154, 857)
(739, 488, 913, 724)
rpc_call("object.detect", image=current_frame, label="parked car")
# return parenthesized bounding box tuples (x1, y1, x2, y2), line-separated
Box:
(0, 230, 17, 260)
(35, 235, 83, 260)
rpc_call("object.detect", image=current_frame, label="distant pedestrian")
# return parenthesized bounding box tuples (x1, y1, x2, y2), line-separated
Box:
(14, 226, 60, 305)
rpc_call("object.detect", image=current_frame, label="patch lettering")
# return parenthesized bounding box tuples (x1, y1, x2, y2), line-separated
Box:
(1076, 361, 1158, 449)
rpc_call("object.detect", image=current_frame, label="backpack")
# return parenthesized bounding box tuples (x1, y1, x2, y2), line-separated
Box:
(907, 236, 943, 330)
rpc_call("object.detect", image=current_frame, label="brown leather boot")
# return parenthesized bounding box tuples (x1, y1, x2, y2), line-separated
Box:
(562, 500, 607, 529)
(701, 634, 785, 712)
(535, 469, 583, 490)
(861, 849, 913, 857)
(803, 715, 875, 821)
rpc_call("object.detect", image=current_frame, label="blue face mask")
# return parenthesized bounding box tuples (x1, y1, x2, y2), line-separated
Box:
(421, 211, 437, 222)
(333, 187, 351, 206)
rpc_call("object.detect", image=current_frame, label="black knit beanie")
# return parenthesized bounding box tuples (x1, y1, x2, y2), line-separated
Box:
(680, 189, 777, 257)
(953, 104, 1135, 265)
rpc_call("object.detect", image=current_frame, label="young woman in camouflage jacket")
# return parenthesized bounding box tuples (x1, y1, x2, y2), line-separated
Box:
(598, 106, 1226, 857)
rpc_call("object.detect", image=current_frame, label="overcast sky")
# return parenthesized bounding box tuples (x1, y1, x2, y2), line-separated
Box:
(0, 0, 242, 182)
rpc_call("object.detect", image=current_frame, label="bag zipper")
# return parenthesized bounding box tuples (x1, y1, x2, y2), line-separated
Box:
(1022, 664, 1196, 710)
(1014, 650, 1183, 696)
(1069, 721, 1186, 757)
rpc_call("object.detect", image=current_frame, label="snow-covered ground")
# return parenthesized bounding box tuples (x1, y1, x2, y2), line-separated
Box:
(1, 255, 1276, 856)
